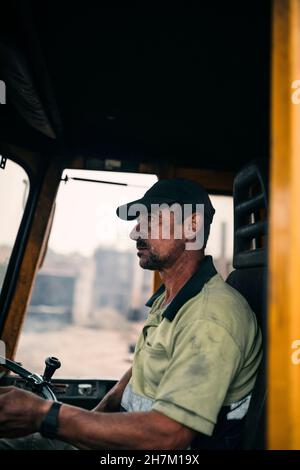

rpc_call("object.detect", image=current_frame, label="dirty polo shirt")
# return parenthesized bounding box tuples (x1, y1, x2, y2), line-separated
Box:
(121, 256, 263, 448)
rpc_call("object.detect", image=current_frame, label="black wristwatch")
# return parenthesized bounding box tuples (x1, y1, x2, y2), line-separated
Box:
(39, 401, 63, 439)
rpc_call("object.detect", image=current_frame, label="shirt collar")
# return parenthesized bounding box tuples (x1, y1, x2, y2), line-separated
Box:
(145, 255, 217, 321)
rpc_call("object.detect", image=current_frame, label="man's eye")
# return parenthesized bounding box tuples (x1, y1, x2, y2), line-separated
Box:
(137, 217, 150, 225)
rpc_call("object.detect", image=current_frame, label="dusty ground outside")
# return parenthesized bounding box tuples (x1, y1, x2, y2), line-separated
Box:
(16, 321, 144, 380)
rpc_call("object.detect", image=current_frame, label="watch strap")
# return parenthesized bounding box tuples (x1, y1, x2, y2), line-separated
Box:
(39, 401, 63, 439)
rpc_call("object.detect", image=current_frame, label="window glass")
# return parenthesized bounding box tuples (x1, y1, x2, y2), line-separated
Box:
(0, 158, 30, 294)
(206, 195, 234, 279)
(17, 170, 157, 379)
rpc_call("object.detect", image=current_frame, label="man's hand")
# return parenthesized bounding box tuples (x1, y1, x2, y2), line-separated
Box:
(0, 386, 51, 438)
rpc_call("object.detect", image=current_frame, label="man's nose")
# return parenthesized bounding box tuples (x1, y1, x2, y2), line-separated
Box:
(129, 223, 140, 241)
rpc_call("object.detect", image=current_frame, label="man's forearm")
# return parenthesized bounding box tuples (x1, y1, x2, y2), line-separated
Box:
(93, 367, 132, 413)
(54, 406, 194, 450)
(0, 386, 195, 449)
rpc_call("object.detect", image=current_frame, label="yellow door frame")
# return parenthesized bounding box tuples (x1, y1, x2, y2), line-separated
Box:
(269, 0, 300, 449)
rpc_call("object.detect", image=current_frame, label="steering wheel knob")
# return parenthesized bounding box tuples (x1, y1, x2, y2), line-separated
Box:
(43, 356, 61, 382)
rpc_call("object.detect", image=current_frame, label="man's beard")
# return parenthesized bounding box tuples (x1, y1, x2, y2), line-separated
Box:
(139, 251, 168, 270)
(137, 240, 167, 270)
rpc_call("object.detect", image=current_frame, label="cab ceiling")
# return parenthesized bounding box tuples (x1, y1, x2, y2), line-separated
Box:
(0, 1, 271, 172)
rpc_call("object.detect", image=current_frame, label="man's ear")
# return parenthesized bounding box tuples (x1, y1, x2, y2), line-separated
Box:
(184, 212, 204, 240)
(192, 212, 203, 234)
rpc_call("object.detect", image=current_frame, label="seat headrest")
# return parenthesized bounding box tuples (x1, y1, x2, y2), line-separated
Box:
(232, 163, 268, 269)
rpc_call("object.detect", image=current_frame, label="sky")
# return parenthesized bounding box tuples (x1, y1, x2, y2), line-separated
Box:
(0, 162, 233, 260)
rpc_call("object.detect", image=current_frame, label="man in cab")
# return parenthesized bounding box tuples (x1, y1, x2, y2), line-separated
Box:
(0, 179, 262, 450)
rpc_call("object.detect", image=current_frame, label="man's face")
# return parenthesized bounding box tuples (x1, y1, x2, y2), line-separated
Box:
(129, 207, 186, 270)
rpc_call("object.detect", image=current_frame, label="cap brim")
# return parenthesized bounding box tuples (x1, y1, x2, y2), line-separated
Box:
(116, 197, 177, 220)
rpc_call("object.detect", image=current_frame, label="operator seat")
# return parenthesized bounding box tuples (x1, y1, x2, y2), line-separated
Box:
(226, 162, 268, 449)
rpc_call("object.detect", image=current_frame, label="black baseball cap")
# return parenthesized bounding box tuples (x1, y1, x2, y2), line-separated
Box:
(116, 178, 215, 222)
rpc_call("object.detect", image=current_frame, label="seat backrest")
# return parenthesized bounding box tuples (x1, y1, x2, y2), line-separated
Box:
(226, 162, 268, 449)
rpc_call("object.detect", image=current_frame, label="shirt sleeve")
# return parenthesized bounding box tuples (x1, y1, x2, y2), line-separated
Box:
(152, 319, 242, 436)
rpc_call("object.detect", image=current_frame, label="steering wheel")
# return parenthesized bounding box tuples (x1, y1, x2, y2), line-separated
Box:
(0, 355, 61, 401)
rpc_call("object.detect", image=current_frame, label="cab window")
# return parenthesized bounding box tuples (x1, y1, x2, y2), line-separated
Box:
(206, 195, 233, 279)
(17, 170, 157, 379)
(0, 158, 30, 294)
(16, 171, 233, 378)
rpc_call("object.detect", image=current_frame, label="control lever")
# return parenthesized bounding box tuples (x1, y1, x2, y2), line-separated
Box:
(42, 356, 61, 383)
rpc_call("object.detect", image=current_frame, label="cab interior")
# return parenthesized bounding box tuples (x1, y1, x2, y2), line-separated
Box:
(0, 0, 289, 450)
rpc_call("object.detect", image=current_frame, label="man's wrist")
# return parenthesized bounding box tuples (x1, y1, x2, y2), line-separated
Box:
(33, 398, 53, 430)
(39, 401, 63, 439)
(34, 399, 54, 430)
